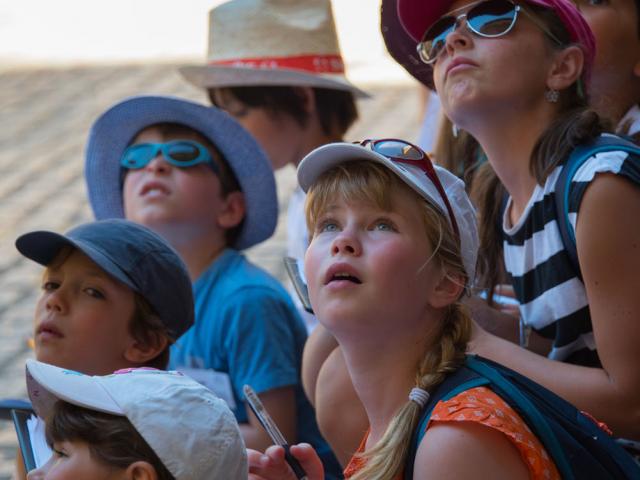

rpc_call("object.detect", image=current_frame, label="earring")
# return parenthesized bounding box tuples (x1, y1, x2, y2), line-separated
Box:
(452, 123, 459, 138)
(545, 88, 559, 103)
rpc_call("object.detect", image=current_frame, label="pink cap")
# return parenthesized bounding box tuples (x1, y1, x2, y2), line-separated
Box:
(397, 0, 595, 88)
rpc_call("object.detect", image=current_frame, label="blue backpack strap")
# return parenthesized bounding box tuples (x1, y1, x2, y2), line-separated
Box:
(555, 135, 640, 281)
(464, 355, 575, 479)
(403, 363, 489, 480)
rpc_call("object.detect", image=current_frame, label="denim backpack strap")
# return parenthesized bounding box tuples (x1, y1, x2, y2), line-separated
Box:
(555, 135, 640, 281)
(403, 360, 489, 480)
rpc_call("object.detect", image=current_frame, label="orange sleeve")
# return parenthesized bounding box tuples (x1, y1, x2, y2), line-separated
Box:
(429, 386, 561, 479)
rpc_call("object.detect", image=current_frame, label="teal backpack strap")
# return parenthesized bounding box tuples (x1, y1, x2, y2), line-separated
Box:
(403, 363, 489, 480)
(555, 135, 640, 280)
(412, 377, 490, 445)
(465, 356, 574, 479)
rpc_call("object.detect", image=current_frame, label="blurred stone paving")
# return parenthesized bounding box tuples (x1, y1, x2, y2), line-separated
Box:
(0, 62, 420, 478)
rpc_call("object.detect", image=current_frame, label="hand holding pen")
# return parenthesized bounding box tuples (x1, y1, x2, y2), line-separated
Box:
(244, 385, 324, 480)
(247, 444, 325, 480)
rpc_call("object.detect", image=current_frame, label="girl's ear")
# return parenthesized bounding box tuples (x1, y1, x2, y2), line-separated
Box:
(125, 461, 159, 480)
(427, 271, 465, 309)
(546, 45, 584, 92)
(217, 191, 246, 229)
(124, 330, 169, 365)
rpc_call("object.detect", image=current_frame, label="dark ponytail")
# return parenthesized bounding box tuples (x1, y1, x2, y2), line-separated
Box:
(472, 5, 611, 296)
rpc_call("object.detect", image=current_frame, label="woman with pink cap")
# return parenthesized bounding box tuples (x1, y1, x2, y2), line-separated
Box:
(397, 0, 640, 452)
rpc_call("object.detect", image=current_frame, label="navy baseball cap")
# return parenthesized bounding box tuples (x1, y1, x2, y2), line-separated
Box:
(16, 219, 194, 339)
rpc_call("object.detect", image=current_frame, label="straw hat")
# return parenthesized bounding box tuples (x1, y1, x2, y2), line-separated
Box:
(180, 0, 369, 98)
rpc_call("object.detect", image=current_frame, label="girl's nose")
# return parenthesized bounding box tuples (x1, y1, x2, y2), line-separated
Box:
(331, 231, 362, 257)
(444, 16, 473, 57)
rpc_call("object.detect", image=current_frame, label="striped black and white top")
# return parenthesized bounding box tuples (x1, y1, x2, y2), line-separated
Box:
(502, 139, 640, 366)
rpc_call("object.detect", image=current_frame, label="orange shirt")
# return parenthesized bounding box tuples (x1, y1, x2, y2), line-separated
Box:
(344, 386, 560, 479)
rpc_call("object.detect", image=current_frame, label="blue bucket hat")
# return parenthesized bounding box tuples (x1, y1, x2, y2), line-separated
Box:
(84, 95, 278, 250)
(16, 219, 194, 339)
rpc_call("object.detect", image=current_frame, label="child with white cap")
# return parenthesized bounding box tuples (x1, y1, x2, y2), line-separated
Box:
(248, 139, 562, 479)
(24, 360, 246, 479)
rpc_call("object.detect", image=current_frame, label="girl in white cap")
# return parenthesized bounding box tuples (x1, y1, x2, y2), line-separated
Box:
(249, 140, 563, 479)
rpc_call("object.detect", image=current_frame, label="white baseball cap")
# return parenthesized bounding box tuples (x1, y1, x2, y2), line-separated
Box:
(297, 140, 478, 282)
(26, 360, 247, 480)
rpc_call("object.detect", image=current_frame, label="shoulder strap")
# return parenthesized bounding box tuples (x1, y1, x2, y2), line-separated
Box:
(403, 363, 489, 480)
(464, 356, 574, 478)
(555, 135, 640, 281)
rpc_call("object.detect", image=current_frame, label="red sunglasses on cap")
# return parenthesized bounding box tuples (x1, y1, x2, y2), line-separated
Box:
(358, 138, 460, 239)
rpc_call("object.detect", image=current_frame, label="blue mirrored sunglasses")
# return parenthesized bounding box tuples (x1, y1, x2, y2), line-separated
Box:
(417, 0, 561, 64)
(120, 140, 219, 172)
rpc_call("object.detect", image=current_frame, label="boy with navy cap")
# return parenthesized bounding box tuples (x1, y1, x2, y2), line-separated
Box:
(83, 95, 341, 476)
(14, 218, 194, 478)
(16, 218, 194, 374)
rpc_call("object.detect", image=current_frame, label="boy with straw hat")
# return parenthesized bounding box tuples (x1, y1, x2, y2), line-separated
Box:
(180, 0, 369, 331)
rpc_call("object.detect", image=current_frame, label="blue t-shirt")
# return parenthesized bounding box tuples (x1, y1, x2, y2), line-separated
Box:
(170, 249, 342, 478)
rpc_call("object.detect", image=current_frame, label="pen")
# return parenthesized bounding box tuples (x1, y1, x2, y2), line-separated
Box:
(243, 384, 308, 480)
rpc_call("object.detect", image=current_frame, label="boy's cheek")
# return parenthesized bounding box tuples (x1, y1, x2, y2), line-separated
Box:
(122, 173, 141, 216)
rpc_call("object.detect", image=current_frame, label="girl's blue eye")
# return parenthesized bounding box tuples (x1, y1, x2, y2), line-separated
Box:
(373, 220, 396, 232)
(318, 220, 339, 233)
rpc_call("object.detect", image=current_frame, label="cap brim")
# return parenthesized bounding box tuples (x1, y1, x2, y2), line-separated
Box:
(179, 65, 371, 99)
(85, 95, 277, 250)
(16, 230, 137, 293)
(26, 360, 124, 419)
(298, 143, 447, 217)
(381, 0, 436, 89)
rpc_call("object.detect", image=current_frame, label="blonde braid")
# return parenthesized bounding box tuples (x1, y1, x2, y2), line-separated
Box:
(350, 303, 471, 480)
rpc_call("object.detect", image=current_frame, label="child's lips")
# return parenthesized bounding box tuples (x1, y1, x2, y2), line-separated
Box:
(324, 263, 362, 286)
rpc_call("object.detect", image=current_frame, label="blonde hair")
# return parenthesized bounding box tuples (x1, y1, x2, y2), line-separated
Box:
(305, 160, 472, 480)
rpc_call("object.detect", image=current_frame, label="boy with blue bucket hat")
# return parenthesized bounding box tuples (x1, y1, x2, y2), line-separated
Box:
(84, 95, 342, 476)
